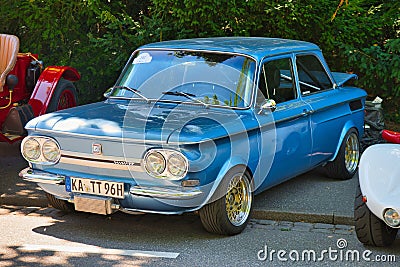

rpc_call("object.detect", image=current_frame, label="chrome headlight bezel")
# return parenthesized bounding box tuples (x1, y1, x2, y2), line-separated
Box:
(167, 152, 188, 178)
(21, 136, 61, 165)
(21, 137, 41, 162)
(143, 149, 189, 180)
(143, 151, 166, 177)
(42, 139, 62, 163)
(383, 208, 400, 227)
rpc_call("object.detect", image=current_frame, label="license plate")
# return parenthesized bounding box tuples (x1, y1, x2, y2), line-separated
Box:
(66, 177, 124, 199)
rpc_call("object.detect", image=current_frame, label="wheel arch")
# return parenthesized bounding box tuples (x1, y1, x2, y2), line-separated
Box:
(329, 120, 360, 162)
(200, 156, 253, 208)
(28, 66, 80, 116)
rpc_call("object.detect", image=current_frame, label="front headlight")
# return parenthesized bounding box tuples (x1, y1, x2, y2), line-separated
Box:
(42, 139, 61, 163)
(22, 138, 41, 161)
(384, 208, 400, 227)
(21, 136, 61, 165)
(167, 153, 187, 178)
(144, 151, 166, 177)
(144, 149, 188, 180)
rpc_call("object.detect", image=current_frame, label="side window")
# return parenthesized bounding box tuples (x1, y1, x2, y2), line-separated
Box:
(296, 55, 333, 95)
(257, 57, 296, 105)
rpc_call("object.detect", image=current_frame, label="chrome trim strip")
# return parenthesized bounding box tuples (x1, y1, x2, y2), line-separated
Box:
(19, 167, 65, 185)
(62, 151, 141, 163)
(59, 156, 143, 172)
(129, 185, 203, 200)
(119, 207, 186, 215)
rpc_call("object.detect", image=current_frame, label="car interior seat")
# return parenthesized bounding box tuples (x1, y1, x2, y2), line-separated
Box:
(0, 34, 19, 92)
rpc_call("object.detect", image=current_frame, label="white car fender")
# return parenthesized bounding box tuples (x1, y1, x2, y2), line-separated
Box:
(359, 143, 400, 225)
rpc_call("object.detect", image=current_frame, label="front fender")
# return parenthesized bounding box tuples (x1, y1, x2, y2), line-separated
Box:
(359, 144, 400, 224)
(200, 156, 249, 207)
(28, 66, 80, 116)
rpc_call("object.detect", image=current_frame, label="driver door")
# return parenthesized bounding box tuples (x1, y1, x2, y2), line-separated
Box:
(256, 55, 312, 188)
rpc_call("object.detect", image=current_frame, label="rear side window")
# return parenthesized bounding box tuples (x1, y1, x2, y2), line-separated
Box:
(296, 55, 333, 95)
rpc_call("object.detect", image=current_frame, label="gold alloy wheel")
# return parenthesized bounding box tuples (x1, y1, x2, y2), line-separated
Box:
(345, 132, 360, 173)
(225, 174, 252, 226)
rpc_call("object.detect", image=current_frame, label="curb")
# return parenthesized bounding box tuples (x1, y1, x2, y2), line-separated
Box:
(1, 193, 354, 226)
(251, 210, 354, 226)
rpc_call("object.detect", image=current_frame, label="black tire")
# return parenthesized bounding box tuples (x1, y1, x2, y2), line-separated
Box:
(199, 167, 253, 235)
(46, 79, 78, 113)
(45, 192, 75, 212)
(325, 128, 360, 179)
(354, 182, 397, 246)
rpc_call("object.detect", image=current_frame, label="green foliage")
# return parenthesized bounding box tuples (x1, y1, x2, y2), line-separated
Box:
(152, 0, 400, 121)
(0, 0, 398, 113)
(0, 0, 155, 103)
(333, 0, 400, 107)
(342, 39, 400, 97)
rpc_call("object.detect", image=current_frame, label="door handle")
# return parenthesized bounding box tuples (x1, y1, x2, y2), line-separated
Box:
(302, 109, 313, 116)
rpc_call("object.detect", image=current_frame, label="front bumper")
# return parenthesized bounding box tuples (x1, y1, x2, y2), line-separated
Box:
(19, 167, 203, 200)
(19, 167, 65, 184)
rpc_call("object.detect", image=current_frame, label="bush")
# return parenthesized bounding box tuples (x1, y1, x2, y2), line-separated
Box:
(0, 0, 155, 103)
(0, 0, 398, 117)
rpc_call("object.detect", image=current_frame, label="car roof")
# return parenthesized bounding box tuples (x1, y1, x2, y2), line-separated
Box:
(139, 37, 321, 61)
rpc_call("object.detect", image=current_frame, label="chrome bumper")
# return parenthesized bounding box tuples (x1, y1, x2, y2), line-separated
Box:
(130, 185, 203, 199)
(19, 167, 203, 200)
(19, 167, 65, 184)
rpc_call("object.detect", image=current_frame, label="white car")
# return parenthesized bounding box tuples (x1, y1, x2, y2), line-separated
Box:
(355, 130, 400, 246)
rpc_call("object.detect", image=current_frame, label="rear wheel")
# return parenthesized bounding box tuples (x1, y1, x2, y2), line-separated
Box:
(325, 128, 360, 179)
(354, 182, 397, 246)
(46, 79, 77, 113)
(199, 167, 253, 235)
(45, 192, 74, 212)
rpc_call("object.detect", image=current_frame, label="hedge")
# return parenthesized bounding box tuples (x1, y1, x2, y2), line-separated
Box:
(0, 0, 398, 120)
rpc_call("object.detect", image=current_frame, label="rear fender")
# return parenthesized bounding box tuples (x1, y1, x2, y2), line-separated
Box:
(28, 66, 80, 116)
(329, 120, 359, 161)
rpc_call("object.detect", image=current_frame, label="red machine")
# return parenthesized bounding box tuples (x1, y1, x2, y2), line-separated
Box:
(382, 129, 400, 144)
(0, 34, 80, 143)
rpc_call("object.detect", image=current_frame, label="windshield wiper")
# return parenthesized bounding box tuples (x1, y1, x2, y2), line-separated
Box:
(162, 91, 209, 108)
(112, 85, 151, 103)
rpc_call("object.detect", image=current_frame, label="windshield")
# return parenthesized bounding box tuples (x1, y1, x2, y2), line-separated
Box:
(110, 50, 256, 108)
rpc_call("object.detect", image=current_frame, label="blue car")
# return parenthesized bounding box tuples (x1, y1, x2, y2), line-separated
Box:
(20, 37, 366, 235)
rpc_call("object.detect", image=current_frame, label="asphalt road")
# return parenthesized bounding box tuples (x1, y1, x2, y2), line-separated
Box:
(0, 206, 399, 267)
(1, 142, 400, 266)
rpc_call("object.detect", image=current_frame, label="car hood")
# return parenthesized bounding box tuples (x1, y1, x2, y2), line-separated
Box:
(26, 101, 259, 144)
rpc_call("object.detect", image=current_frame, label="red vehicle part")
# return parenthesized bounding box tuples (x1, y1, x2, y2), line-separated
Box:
(0, 54, 32, 124)
(382, 129, 400, 144)
(28, 66, 80, 116)
(0, 53, 80, 143)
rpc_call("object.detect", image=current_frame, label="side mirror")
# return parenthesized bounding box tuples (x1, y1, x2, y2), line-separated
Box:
(258, 99, 276, 114)
(6, 75, 19, 91)
(103, 87, 113, 98)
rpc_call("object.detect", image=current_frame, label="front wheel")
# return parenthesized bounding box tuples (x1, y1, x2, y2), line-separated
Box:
(199, 167, 253, 235)
(354, 182, 398, 246)
(46, 79, 78, 113)
(45, 192, 75, 212)
(325, 128, 360, 179)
